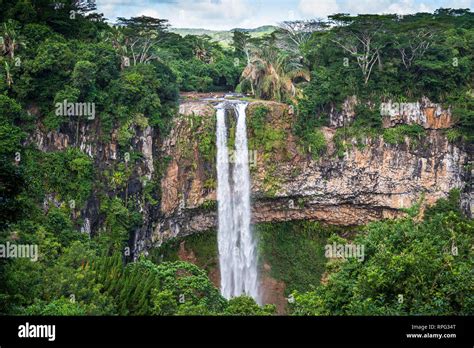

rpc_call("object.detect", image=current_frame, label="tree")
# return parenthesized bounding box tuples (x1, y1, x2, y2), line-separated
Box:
(290, 198, 474, 315)
(23, 297, 87, 315)
(0, 95, 26, 227)
(0, 19, 22, 59)
(391, 14, 439, 70)
(224, 296, 276, 316)
(240, 35, 310, 101)
(231, 30, 252, 59)
(186, 35, 217, 63)
(101, 27, 129, 70)
(72, 60, 97, 94)
(115, 16, 170, 66)
(98, 259, 226, 315)
(106, 63, 178, 128)
(70, 60, 97, 144)
(276, 20, 328, 54)
(2, 61, 13, 87)
(329, 14, 394, 84)
(151, 289, 177, 315)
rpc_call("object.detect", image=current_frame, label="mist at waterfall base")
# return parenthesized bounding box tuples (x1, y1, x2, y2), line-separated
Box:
(216, 101, 260, 304)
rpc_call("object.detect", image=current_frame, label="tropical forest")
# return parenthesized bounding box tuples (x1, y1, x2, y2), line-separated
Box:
(0, 0, 473, 320)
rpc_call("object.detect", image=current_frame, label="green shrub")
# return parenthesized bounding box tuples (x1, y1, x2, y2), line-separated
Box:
(22, 297, 88, 316)
(258, 221, 333, 294)
(302, 128, 327, 159)
(445, 128, 462, 142)
(290, 207, 474, 315)
(224, 296, 276, 315)
(383, 124, 425, 145)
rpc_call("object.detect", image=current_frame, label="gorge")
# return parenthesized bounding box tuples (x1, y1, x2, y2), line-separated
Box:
(25, 94, 472, 309)
(26, 95, 473, 253)
(151, 96, 471, 243)
(1, 5, 472, 317)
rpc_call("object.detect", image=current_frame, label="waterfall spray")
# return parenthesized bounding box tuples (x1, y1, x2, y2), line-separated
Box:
(216, 101, 260, 303)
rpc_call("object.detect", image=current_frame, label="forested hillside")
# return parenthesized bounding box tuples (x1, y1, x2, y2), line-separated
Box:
(0, 1, 472, 316)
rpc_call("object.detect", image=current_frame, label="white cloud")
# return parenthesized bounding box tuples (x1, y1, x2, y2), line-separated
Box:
(342, 0, 472, 16)
(165, 0, 264, 29)
(336, 0, 437, 15)
(344, 0, 390, 14)
(96, 0, 474, 29)
(298, 0, 340, 18)
(96, 0, 160, 21)
(448, 0, 473, 8)
(137, 8, 161, 18)
(385, 0, 434, 14)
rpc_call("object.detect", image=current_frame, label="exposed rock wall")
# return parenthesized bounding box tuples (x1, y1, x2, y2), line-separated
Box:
(381, 97, 452, 129)
(154, 99, 471, 245)
(329, 96, 453, 129)
(27, 112, 160, 255)
(26, 98, 472, 252)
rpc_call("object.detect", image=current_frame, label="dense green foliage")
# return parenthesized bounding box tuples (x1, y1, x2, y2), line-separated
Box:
(234, 30, 310, 102)
(258, 221, 333, 294)
(224, 296, 275, 315)
(295, 10, 474, 145)
(290, 195, 474, 315)
(248, 105, 286, 154)
(151, 230, 219, 276)
(0, 2, 472, 317)
(0, 1, 267, 316)
(382, 124, 425, 145)
(1, 234, 268, 315)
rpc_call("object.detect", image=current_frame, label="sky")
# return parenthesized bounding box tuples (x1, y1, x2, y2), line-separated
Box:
(95, 0, 474, 30)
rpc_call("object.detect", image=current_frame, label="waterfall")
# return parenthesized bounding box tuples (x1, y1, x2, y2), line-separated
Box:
(216, 106, 234, 299)
(216, 101, 260, 304)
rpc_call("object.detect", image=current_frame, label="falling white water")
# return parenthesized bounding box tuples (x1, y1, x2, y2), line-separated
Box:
(216, 101, 260, 304)
(216, 106, 234, 299)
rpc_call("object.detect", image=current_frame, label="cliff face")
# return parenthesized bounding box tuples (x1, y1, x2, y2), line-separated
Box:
(153, 98, 471, 246)
(27, 97, 472, 254)
(329, 96, 454, 129)
(27, 107, 161, 254)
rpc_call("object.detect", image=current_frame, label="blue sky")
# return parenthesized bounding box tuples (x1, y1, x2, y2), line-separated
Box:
(96, 0, 473, 30)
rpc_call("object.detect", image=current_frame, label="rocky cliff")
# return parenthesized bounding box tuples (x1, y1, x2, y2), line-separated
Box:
(27, 97, 473, 256)
(27, 105, 161, 256)
(151, 97, 472, 249)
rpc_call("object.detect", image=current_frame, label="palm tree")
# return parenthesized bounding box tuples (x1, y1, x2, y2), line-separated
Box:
(241, 40, 309, 102)
(3, 60, 13, 87)
(188, 35, 214, 64)
(0, 20, 21, 60)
